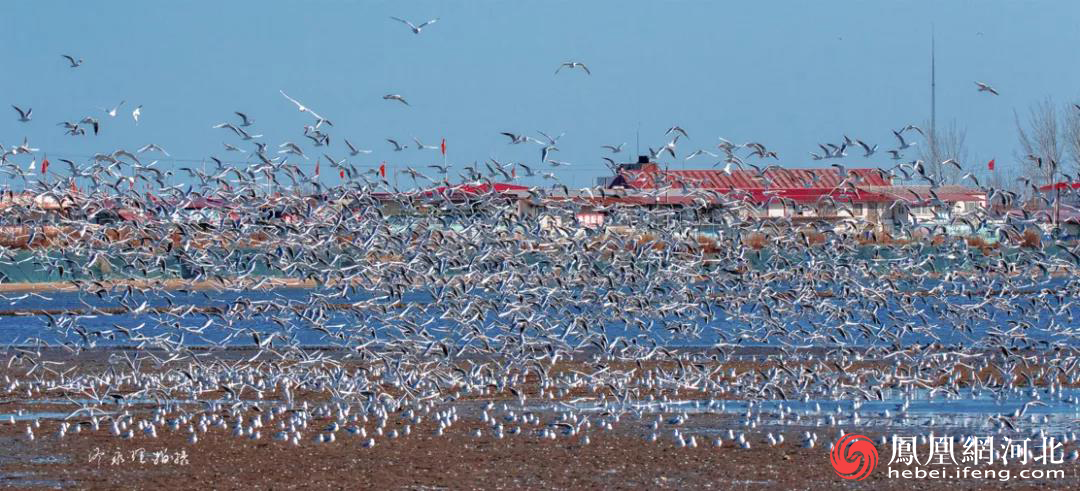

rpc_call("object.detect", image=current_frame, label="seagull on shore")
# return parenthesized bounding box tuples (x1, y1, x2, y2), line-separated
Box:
(975, 82, 999, 95)
(383, 94, 410, 106)
(61, 54, 83, 68)
(555, 62, 591, 75)
(390, 17, 438, 34)
(12, 106, 31, 122)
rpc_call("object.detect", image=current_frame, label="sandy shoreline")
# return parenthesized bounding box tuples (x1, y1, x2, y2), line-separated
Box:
(1, 351, 1078, 489)
(2, 395, 1076, 490)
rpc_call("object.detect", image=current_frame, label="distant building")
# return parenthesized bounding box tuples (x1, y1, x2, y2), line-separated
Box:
(595, 156, 986, 234)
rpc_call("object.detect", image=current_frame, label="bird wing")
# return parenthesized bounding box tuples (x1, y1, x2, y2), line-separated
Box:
(390, 17, 418, 30)
(418, 18, 438, 29)
(279, 90, 305, 110)
(580, 64, 591, 75)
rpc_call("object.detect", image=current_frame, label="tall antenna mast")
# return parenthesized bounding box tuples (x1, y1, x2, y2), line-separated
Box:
(930, 25, 937, 177)
(635, 122, 640, 158)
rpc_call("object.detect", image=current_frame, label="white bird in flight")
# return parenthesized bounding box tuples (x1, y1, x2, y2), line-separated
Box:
(235, 111, 255, 127)
(280, 90, 328, 125)
(383, 94, 410, 106)
(12, 106, 31, 122)
(555, 62, 591, 75)
(61, 54, 83, 68)
(390, 17, 438, 34)
(975, 81, 999, 95)
(345, 139, 372, 156)
(102, 101, 125, 118)
(132, 105, 142, 125)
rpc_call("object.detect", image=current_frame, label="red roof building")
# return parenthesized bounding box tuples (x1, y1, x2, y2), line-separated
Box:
(609, 162, 891, 191)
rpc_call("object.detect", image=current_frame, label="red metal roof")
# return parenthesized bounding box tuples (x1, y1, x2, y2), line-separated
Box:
(1038, 182, 1080, 192)
(568, 186, 896, 207)
(862, 185, 986, 204)
(612, 166, 891, 190)
(414, 182, 531, 199)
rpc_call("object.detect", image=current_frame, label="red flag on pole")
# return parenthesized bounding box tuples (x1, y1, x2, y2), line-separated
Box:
(440, 138, 446, 156)
(987, 159, 995, 171)
(340, 169, 345, 179)
(379, 163, 386, 178)
(314, 158, 320, 178)
(40, 155, 49, 175)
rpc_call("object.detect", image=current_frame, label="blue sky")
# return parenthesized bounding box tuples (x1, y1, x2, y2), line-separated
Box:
(2, 1, 1079, 189)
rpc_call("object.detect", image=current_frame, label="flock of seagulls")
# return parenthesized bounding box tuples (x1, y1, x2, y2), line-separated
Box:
(1, 16, 1078, 480)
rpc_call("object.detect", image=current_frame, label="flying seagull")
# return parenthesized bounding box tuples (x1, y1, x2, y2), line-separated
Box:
(555, 62, 591, 75)
(61, 54, 83, 68)
(390, 17, 438, 34)
(856, 140, 877, 157)
(132, 105, 142, 125)
(601, 143, 625, 153)
(501, 132, 540, 145)
(137, 143, 170, 156)
(279, 90, 328, 124)
(102, 101, 125, 117)
(235, 111, 255, 127)
(386, 138, 407, 151)
(383, 94, 410, 106)
(414, 138, 439, 151)
(345, 139, 372, 156)
(80, 117, 100, 135)
(893, 130, 916, 150)
(975, 82, 999, 95)
(665, 125, 689, 138)
(12, 106, 31, 122)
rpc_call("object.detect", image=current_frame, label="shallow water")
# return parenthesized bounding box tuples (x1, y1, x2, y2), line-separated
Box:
(523, 388, 1080, 434)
